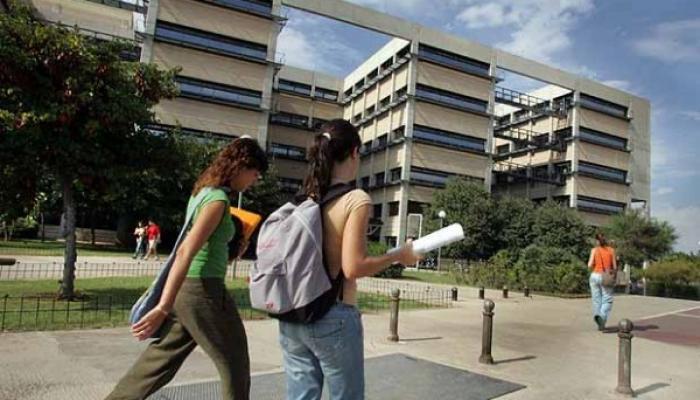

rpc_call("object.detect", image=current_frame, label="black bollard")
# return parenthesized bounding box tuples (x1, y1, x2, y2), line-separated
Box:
(502, 285, 508, 299)
(451, 287, 458, 301)
(616, 319, 635, 397)
(387, 288, 400, 342)
(478, 286, 485, 299)
(479, 299, 495, 364)
(524, 286, 530, 297)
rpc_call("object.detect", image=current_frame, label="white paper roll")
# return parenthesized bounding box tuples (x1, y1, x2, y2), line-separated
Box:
(387, 223, 465, 255)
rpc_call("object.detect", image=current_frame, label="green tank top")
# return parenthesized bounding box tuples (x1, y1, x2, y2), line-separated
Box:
(186, 188, 234, 279)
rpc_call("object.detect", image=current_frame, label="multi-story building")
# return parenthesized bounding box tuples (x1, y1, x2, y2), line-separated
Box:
(18, 0, 651, 245)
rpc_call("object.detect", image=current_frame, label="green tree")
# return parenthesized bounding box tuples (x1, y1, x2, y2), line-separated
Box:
(604, 210, 677, 267)
(531, 200, 592, 260)
(0, 4, 179, 298)
(492, 196, 536, 252)
(427, 178, 496, 260)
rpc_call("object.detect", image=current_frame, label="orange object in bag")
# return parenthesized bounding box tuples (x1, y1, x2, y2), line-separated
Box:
(230, 207, 262, 242)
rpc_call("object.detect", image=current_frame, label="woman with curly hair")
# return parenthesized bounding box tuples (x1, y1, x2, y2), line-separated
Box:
(106, 137, 267, 400)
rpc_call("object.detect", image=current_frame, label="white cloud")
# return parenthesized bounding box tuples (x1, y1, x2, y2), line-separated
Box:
(634, 19, 700, 63)
(653, 205, 700, 253)
(653, 187, 674, 196)
(679, 110, 700, 121)
(453, 0, 594, 64)
(276, 10, 367, 75)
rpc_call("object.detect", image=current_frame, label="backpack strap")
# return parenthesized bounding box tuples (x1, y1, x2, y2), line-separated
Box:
(319, 183, 356, 302)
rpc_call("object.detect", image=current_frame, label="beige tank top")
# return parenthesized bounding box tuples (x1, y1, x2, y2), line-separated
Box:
(322, 189, 371, 305)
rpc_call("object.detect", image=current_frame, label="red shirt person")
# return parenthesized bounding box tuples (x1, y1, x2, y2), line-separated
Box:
(145, 220, 161, 260)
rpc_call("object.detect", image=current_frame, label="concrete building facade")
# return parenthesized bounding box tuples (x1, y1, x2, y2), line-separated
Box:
(19, 0, 651, 245)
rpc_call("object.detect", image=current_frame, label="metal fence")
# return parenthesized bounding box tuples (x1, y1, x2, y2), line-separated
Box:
(0, 263, 452, 332)
(0, 261, 254, 281)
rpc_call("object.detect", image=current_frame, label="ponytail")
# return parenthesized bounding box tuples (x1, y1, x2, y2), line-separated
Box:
(302, 119, 361, 200)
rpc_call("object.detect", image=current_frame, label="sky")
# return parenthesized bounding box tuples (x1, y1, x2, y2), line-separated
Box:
(277, 0, 700, 253)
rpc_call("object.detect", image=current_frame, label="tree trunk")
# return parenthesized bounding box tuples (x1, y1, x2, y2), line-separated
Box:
(59, 175, 78, 300)
(90, 209, 96, 246)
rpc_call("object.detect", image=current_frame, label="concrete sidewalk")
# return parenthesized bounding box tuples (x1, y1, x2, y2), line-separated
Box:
(1, 293, 698, 399)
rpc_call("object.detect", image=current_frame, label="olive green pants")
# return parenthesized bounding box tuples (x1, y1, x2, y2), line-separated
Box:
(105, 278, 250, 400)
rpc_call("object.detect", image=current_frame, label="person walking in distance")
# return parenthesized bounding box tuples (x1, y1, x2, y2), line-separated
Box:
(132, 221, 147, 259)
(145, 219, 161, 261)
(587, 233, 618, 331)
(277, 119, 420, 400)
(105, 137, 268, 400)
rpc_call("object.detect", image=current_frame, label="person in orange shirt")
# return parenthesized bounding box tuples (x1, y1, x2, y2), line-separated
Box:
(587, 233, 617, 331)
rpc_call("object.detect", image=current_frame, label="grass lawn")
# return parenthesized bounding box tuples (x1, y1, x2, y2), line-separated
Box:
(0, 277, 443, 332)
(0, 239, 133, 257)
(401, 270, 465, 287)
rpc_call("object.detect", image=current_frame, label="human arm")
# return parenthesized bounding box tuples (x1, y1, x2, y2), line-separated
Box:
(131, 201, 225, 340)
(340, 204, 420, 279)
(587, 248, 595, 269)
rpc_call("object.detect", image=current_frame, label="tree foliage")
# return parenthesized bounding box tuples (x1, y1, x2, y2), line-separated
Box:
(0, 4, 179, 298)
(604, 210, 677, 267)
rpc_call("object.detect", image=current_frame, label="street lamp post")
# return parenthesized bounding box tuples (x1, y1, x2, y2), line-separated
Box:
(437, 210, 446, 271)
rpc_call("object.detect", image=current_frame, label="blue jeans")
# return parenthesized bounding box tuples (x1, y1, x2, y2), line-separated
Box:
(279, 303, 364, 400)
(589, 273, 614, 324)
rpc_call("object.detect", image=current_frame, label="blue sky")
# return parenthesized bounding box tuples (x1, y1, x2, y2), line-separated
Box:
(277, 0, 700, 252)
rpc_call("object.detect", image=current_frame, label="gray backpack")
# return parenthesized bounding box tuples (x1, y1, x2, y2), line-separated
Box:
(250, 184, 354, 323)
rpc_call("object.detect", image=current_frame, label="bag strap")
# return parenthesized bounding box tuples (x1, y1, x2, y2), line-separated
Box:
(167, 187, 216, 260)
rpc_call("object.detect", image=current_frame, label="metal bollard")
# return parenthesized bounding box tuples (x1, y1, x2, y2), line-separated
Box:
(387, 288, 401, 342)
(478, 286, 485, 299)
(451, 287, 458, 301)
(479, 299, 495, 364)
(616, 319, 635, 397)
(502, 285, 508, 299)
(524, 286, 530, 297)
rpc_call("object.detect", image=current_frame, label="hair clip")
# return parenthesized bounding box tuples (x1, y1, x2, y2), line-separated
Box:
(322, 132, 331, 140)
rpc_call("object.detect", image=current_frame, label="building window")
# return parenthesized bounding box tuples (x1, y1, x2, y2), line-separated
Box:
(278, 79, 311, 97)
(412, 124, 486, 153)
(154, 21, 267, 61)
(418, 44, 490, 77)
(577, 196, 625, 215)
(373, 204, 383, 219)
(312, 118, 327, 130)
(270, 112, 309, 129)
(200, 0, 272, 16)
(269, 143, 306, 161)
(394, 86, 408, 100)
(497, 144, 510, 154)
(353, 113, 362, 123)
(354, 79, 364, 91)
(554, 161, 572, 176)
(176, 76, 261, 107)
(388, 201, 400, 216)
(415, 84, 488, 114)
(343, 88, 353, 98)
(368, 68, 378, 81)
(361, 176, 370, 189)
(279, 177, 302, 193)
(314, 87, 339, 101)
(553, 195, 570, 206)
(379, 95, 391, 109)
(366, 105, 376, 115)
(390, 126, 405, 143)
(373, 134, 388, 150)
(409, 167, 451, 188)
(578, 127, 627, 151)
(360, 140, 372, 156)
(390, 167, 402, 182)
(580, 94, 628, 119)
(407, 201, 426, 214)
(381, 58, 393, 70)
(374, 172, 385, 187)
(578, 161, 627, 183)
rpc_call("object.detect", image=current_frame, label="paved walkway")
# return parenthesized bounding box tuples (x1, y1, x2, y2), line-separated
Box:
(1, 291, 698, 400)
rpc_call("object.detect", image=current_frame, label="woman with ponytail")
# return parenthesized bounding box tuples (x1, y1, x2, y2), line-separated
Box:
(587, 232, 618, 331)
(278, 119, 420, 400)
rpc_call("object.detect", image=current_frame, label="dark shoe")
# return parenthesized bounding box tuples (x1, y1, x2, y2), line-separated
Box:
(594, 315, 605, 331)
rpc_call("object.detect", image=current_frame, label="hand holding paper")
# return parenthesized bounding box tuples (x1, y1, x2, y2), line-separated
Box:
(388, 223, 465, 255)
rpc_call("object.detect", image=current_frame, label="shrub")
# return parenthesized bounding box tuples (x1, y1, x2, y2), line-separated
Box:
(643, 259, 700, 285)
(511, 245, 588, 294)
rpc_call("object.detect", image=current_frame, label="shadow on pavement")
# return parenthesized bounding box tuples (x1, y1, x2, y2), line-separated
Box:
(494, 355, 536, 365)
(634, 382, 670, 396)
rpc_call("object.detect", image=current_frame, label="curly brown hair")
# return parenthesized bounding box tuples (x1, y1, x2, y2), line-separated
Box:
(192, 137, 268, 196)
